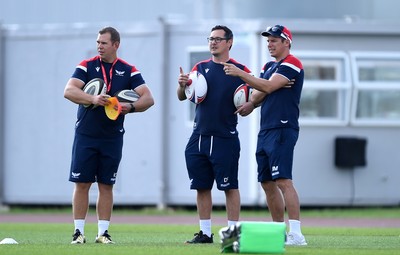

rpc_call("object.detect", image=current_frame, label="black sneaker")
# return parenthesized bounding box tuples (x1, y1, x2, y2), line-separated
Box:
(185, 230, 214, 244)
(71, 229, 86, 244)
(95, 230, 115, 244)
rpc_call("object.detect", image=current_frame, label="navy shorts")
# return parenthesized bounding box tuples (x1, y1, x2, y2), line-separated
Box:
(69, 133, 123, 185)
(256, 128, 298, 182)
(185, 134, 240, 190)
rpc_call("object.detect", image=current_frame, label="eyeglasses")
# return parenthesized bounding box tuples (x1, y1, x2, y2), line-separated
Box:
(207, 37, 228, 43)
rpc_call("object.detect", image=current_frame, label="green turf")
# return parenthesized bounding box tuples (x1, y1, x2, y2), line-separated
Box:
(1, 208, 399, 254)
(0, 223, 399, 255)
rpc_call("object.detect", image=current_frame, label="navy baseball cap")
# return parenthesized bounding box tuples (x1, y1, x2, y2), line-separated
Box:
(261, 25, 293, 43)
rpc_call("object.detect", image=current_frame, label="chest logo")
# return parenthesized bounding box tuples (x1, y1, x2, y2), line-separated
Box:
(115, 70, 125, 76)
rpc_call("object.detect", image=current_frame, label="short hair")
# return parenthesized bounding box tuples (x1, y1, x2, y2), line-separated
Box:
(211, 25, 233, 40)
(99, 26, 120, 44)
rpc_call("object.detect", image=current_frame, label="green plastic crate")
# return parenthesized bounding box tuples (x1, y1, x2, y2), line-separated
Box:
(220, 221, 286, 254)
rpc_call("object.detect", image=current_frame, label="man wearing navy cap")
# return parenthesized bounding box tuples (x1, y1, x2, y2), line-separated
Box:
(222, 24, 307, 246)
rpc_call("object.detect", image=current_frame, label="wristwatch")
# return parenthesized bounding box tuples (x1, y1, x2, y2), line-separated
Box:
(129, 103, 136, 113)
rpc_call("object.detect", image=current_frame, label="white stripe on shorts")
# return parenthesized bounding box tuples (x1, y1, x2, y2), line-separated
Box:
(210, 136, 213, 156)
(198, 135, 202, 152)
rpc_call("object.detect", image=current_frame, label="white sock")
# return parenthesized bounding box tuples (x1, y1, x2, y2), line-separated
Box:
(74, 219, 85, 235)
(228, 220, 238, 227)
(199, 219, 212, 237)
(98, 220, 110, 236)
(288, 219, 302, 235)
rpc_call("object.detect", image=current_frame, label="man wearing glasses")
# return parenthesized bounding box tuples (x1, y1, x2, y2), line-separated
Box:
(177, 25, 254, 244)
(222, 25, 307, 246)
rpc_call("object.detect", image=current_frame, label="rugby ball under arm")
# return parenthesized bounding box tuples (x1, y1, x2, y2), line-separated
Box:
(233, 84, 253, 109)
(82, 78, 107, 108)
(114, 89, 140, 103)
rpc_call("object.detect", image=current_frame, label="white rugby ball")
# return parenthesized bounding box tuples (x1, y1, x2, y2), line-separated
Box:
(185, 71, 207, 104)
(82, 78, 107, 108)
(114, 89, 140, 103)
(233, 84, 253, 109)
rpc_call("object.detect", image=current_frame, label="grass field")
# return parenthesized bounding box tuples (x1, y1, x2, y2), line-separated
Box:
(0, 207, 399, 255)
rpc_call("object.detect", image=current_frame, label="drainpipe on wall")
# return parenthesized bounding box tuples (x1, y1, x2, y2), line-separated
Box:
(157, 16, 170, 210)
(0, 23, 6, 210)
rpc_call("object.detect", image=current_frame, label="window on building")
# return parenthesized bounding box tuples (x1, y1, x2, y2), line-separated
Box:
(295, 51, 352, 125)
(351, 52, 400, 126)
